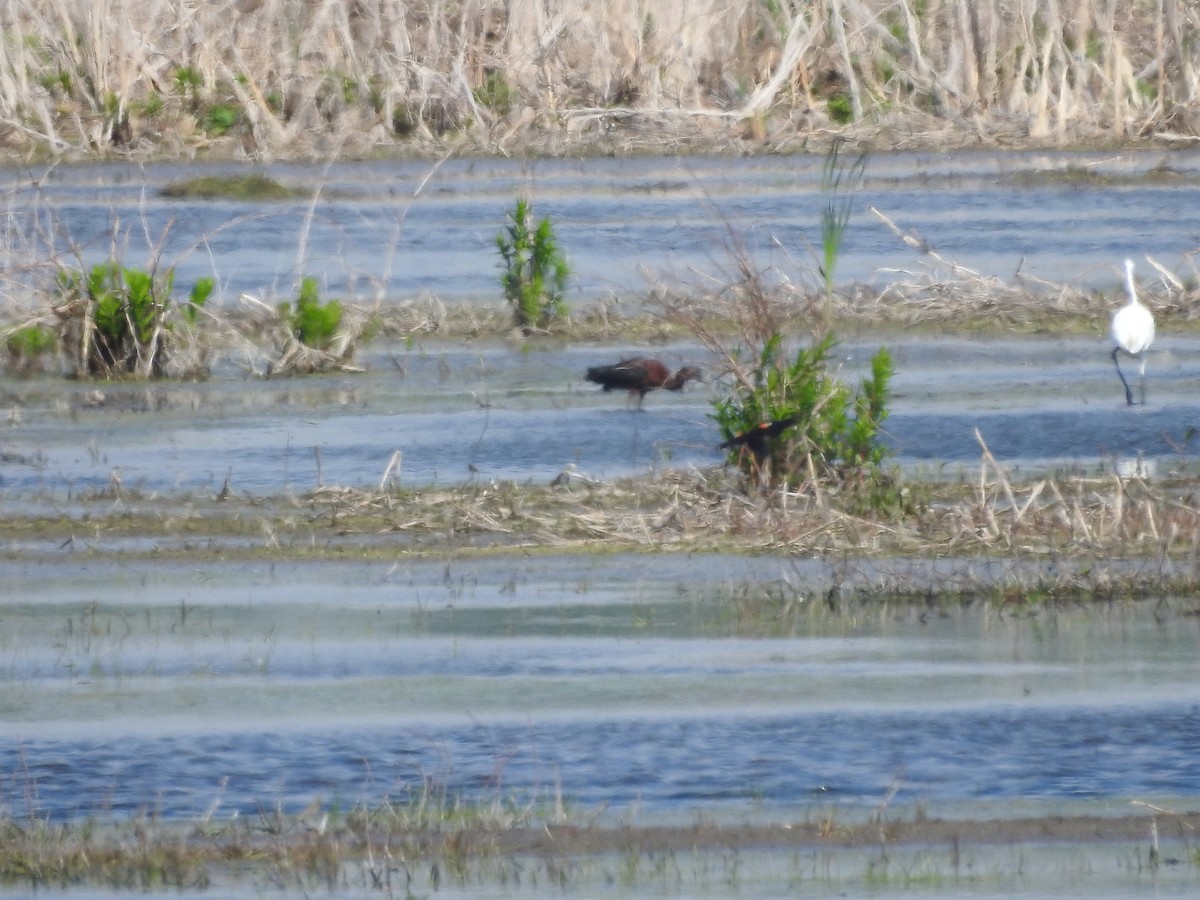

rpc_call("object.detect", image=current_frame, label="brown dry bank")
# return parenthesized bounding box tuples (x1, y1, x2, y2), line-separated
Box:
(7, 464, 1200, 610)
(1, 0, 1198, 161)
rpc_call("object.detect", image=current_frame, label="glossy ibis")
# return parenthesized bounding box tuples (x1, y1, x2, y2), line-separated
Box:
(585, 358, 702, 408)
(1111, 258, 1155, 406)
(719, 415, 801, 463)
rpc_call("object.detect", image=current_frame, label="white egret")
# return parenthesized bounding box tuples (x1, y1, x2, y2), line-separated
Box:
(1110, 258, 1155, 406)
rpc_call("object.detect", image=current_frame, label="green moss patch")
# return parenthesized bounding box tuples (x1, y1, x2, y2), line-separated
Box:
(160, 173, 301, 200)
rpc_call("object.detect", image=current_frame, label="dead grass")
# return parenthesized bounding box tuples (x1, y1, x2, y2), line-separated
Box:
(10, 265, 1198, 381)
(377, 258, 1198, 344)
(2, 800, 1197, 893)
(6, 454, 1200, 603)
(1, 1, 1198, 160)
(362, 461, 1200, 574)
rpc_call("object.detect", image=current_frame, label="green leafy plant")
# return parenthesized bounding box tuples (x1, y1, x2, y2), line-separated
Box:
(827, 94, 854, 124)
(203, 103, 240, 136)
(138, 91, 164, 118)
(38, 69, 73, 98)
(183, 276, 214, 326)
(5, 324, 56, 375)
(391, 106, 418, 136)
(474, 71, 518, 114)
(279, 276, 343, 349)
(496, 199, 570, 334)
(173, 67, 203, 94)
(714, 333, 893, 493)
(172, 66, 204, 113)
(665, 147, 895, 505)
(62, 261, 168, 375)
(54, 261, 213, 378)
(268, 277, 368, 374)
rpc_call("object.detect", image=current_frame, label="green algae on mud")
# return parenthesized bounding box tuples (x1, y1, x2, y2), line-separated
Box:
(159, 172, 303, 200)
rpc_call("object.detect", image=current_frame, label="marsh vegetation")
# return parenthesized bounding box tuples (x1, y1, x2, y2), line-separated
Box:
(1, 0, 1198, 160)
(2, 13, 1200, 886)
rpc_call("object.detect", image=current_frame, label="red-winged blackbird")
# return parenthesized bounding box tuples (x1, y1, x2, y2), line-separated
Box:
(719, 415, 800, 461)
(585, 358, 702, 408)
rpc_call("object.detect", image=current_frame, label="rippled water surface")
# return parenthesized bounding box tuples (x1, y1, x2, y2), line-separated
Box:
(4, 554, 1200, 828)
(5, 150, 1200, 302)
(0, 335, 1199, 497)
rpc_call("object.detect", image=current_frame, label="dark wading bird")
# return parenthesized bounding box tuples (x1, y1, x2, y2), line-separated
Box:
(1111, 258, 1155, 406)
(719, 415, 801, 464)
(585, 358, 702, 408)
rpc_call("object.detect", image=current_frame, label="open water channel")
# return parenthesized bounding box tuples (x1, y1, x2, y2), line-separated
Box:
(2, 151, 1200, 896)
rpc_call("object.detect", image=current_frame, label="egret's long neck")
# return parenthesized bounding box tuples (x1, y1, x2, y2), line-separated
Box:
(1124, 262, 1139, 307)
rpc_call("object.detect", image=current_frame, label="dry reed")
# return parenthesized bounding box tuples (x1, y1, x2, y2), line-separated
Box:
(296, 459, 1200, 586)
(5, 801, 1197, 894)
(0, 0, 1197, 160)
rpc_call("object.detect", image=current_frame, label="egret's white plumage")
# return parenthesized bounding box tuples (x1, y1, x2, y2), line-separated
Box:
(1111, 258, 1155, 406)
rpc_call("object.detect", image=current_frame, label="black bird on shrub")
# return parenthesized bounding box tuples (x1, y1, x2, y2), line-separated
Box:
(719, 415, 801, 463)
(585, 358, 702, 408)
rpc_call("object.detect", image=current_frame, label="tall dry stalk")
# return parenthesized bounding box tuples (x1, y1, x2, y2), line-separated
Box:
(0, 0, 1197, 157)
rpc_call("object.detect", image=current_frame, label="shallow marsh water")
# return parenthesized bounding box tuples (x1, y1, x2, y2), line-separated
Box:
(0, 843, 1195, 900)
(4, 149, 1200, 493)
(3, 554, 1200, 898)
(1, 335, 1199, 498)
(4, 553, 1200, 821)
(3, 152, 1200, 896)
(5, 149, 1200, 303)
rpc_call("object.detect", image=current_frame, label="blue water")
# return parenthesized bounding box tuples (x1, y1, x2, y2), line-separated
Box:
(1, 335, 1198, 499)
(4, 151, 1199, 305)
(8, 703, 1200, 823)
(3, 556, 1200, 825)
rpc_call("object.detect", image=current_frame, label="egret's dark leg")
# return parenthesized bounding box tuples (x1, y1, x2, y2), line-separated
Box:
(1112, 347, 1134, 406)
(1138, 357, 1148, 406)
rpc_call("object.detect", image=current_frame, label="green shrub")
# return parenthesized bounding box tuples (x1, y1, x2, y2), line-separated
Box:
(711, 142, 891, 497)
(60, 261, 168, 375)
(279, 276, 343, 349)
(391, 107, 418, 136)
(184, 276, 214, 326)
(496, 199, 570, 334)
(203, 103, 240, 136)
(173, 67, 203, 94)
(54, 261, 212, 378)
(138, 92, 164, 118)
(474, 71, 518, 114)
(172, 67, 204, 114)
(5, 324, 56, 375)
(827, 94, 854, 124)
(714, 333, 893, 493)
(38, 70, 73, 98)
